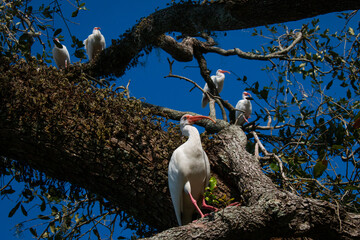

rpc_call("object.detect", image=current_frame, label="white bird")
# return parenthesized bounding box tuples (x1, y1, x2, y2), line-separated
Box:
(84, 27, 106, 61)
(201, 69, 230, 108)
(235, 91, 253, 126)
(52, 38, 70, 69)
(168, 114, 217, 226)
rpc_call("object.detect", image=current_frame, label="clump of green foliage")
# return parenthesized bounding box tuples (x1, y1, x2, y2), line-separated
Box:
(204, 177, 236, 208)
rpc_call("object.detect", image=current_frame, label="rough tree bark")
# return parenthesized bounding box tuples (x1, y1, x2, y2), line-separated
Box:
(89, 0, 360, 78)
(1, 0, 360, 239)
(145, 126, 360, 239)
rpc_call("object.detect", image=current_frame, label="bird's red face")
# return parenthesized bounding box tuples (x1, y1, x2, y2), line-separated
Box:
(182, 115, 216, 125)
(94, 27, 101, 30)
(243, 92, 254, 100)
(218, 69, 230, 74)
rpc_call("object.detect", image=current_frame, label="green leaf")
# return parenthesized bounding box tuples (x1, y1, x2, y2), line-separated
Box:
(42, 6, 52, 18)
(93, 229, 101, 240)
(71, 9, 79, 17)
(21, 204, 28, 216)
(313, 160, 328, 178)
(260, 89, 269, 101)
(38, 24, 46, 30)
(344, 185, 360, 190)
(8, 202, 21, 218)
(1, 188, 15, 195)
(50, 222, 56, 233)
(74, 49, 86, 59)
(331, 145, 344, 150)
(299, 63, 306, 69)
(347, 89, 351, 99)
(40, 199, 46, 211)
(30, 228, 38, 237)
(270, 163, 279, 172)
(348, 27, 355, 36)
(53, 28, 62, 37)
(38, 214, 50, 220)
(51, 206, 58, 215)
(326, 80, 333, 90)
(208, 177, 217, 190)
(254, 81, 259, 91)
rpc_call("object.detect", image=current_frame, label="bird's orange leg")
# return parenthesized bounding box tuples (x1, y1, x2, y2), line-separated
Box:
(244, 115, 249, 123)
(188, 193, 205, 218)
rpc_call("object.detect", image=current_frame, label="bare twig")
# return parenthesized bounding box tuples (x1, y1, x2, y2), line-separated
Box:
(251, 131, 335, 194)
(116, 79, 131, 98)
(0, 175, 15, 192)
(165, 59, 210, 96)
(193, 50, 218, 119)
(165, 58, 219, 119)
(204, 32, 304, 61)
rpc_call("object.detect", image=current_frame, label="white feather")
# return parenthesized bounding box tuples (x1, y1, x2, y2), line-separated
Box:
(84, 27, 106, 61)
(235, 91, 253, 126)
(52, 41, 70, 69)
(201, 69, 229, 108)
(168, 115, 211, 225)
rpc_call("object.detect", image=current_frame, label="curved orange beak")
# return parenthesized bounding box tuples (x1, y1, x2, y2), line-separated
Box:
(219, 70, 230, 74)
(188, 115, 216, 124)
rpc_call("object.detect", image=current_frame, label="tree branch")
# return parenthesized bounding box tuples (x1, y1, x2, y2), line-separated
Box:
(145, 126, 360, 240)
(88, 0, 360, 78)
(144, 193, 360, 240)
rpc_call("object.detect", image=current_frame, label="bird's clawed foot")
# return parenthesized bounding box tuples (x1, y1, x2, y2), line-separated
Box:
(202, 198, 218, 212)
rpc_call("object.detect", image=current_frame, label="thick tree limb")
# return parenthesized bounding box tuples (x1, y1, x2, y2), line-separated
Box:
(2, 1, 360, 239)
(1, 58, 359, 239)
(0, 62, 232, 231)
(141, 102, 229, 133)
(88, 0, 360, 77)
(145, 193, 360, 240)
(144, 126, 360, 239)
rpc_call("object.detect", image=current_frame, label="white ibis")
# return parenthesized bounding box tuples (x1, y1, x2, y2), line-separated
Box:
(201, 69, 230, 108)
(168, 114, 218, 226)
(84, 27, 106, 61)
(52, 38, 70, 69)
(235, 91, 253, 126)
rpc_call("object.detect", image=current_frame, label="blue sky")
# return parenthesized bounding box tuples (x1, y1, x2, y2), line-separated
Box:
(1, 1, 359, 239)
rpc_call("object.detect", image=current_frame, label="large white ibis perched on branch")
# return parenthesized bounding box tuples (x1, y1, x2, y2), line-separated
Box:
(235, 91, 253, 126)
(168, 114, 218, 226)
(201, 69, 230, 108)
(52, 38, 70, 69)
(84, 27, 106, 61)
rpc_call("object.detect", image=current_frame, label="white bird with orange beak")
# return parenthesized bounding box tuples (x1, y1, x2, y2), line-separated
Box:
(84, 27, 106, 61)
(52, 38, 70, 69)
(168, 114, 218, 226)
(201, 69, 230, 108)
(235, 91, 253, 126)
